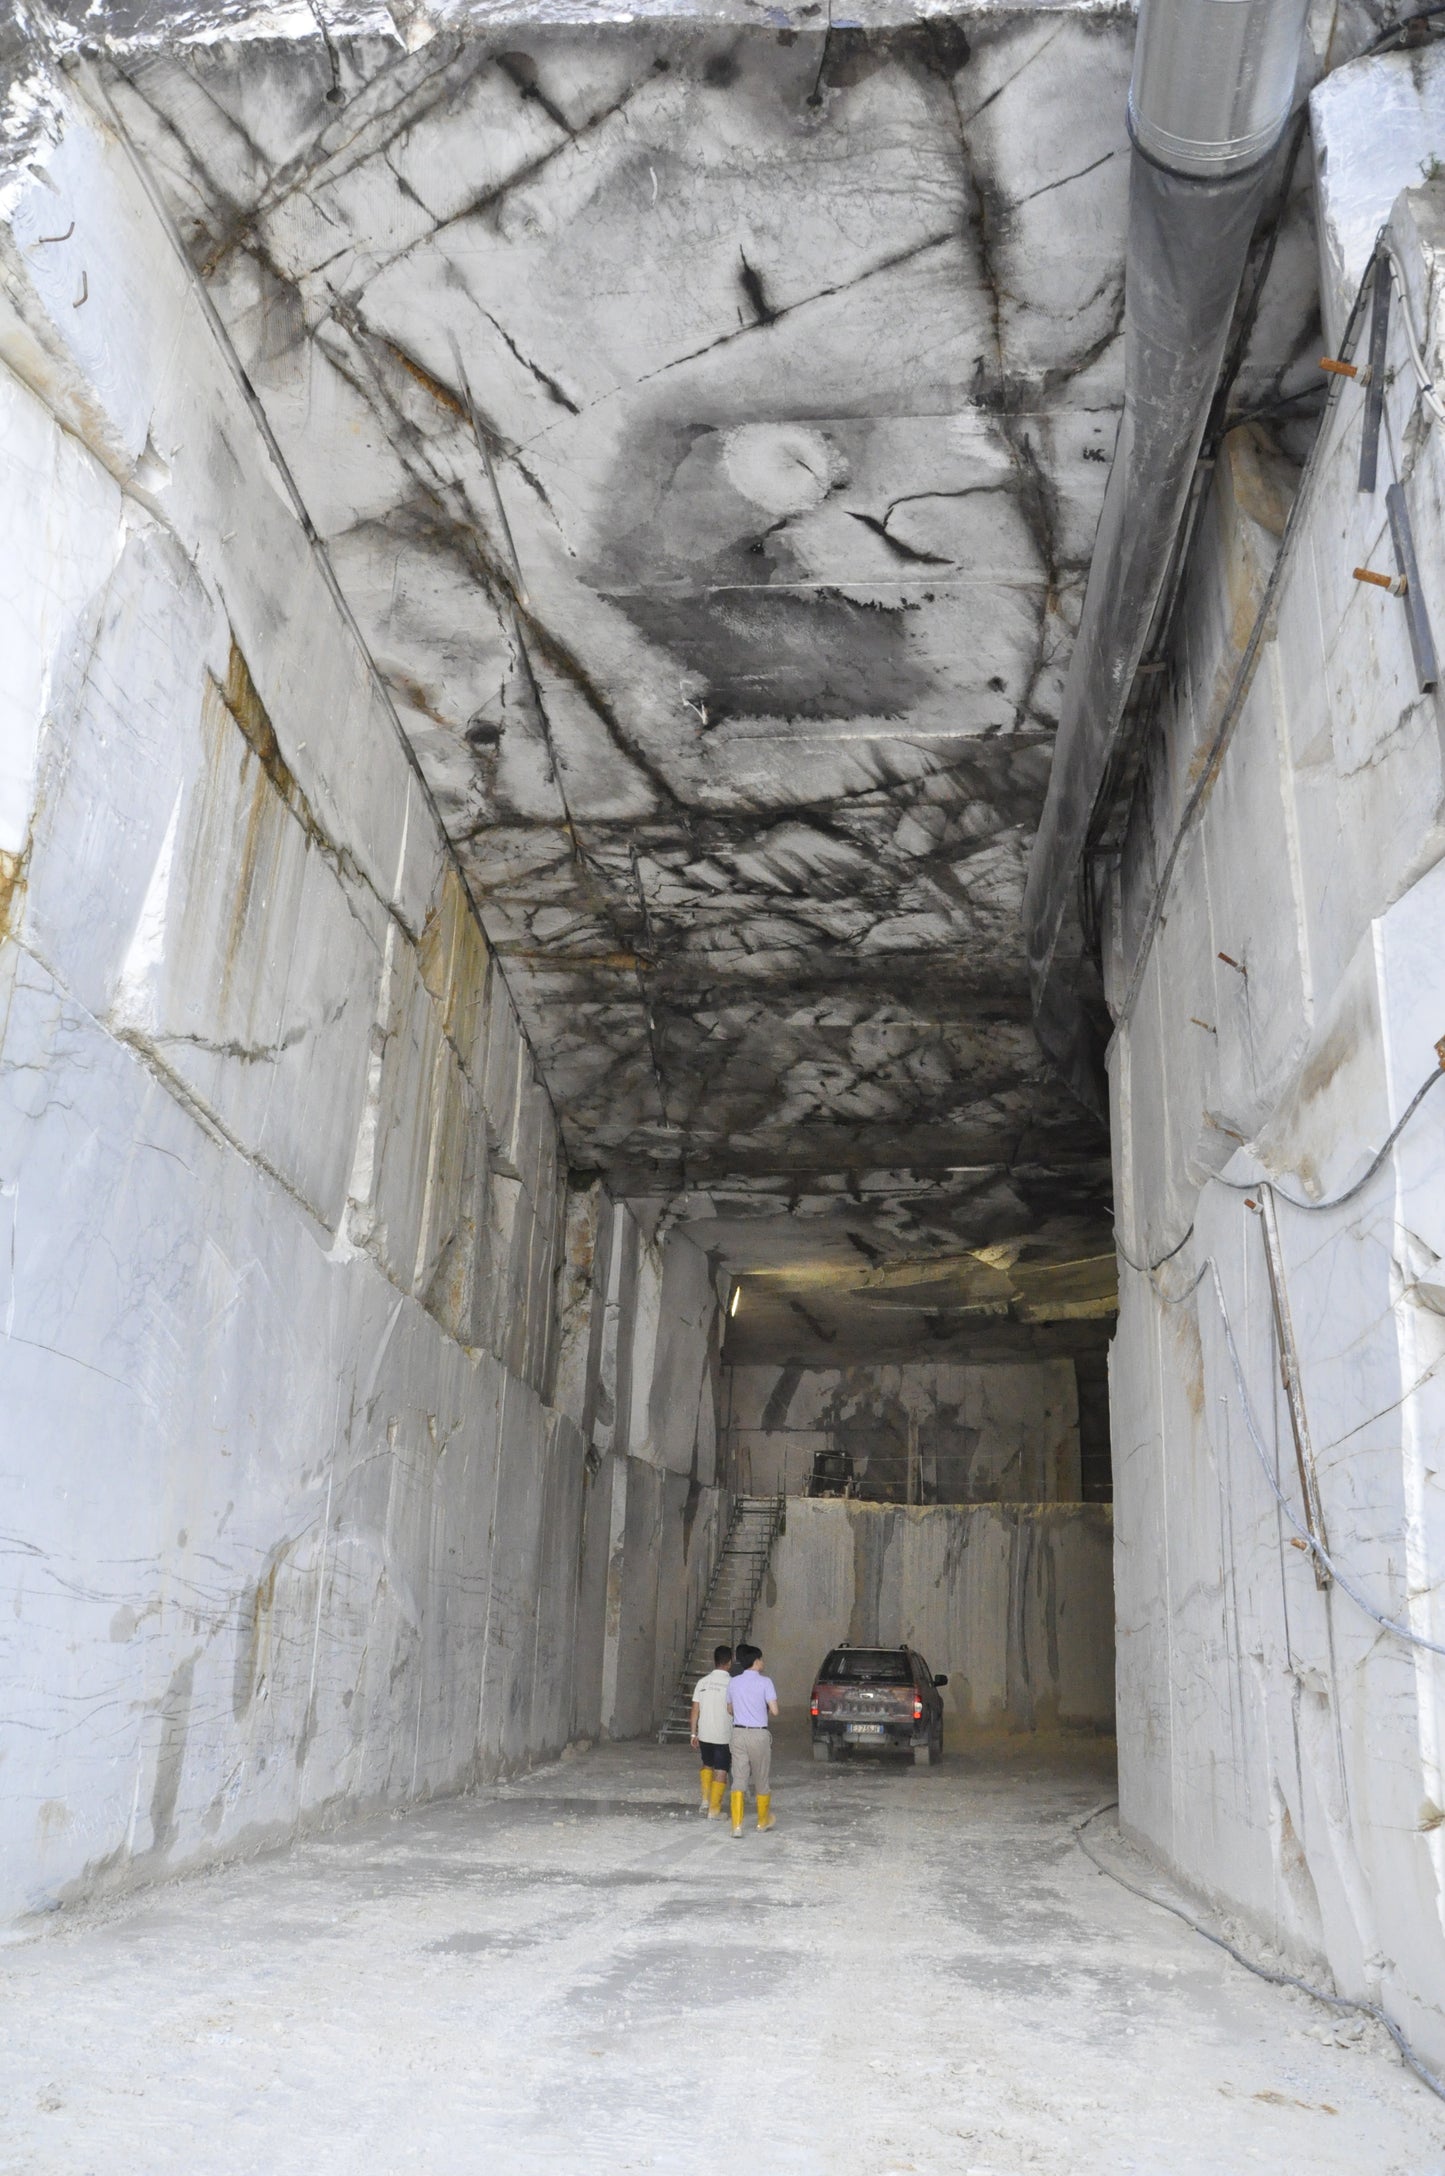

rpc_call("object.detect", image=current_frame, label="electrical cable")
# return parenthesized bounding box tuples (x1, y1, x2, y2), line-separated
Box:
(1205, 1255, 1445, 1655)
(1114, 295, 1366, 1035)
(1147, 1257, 1208, 1305)
(1114, 1055, 1445, 1652)
(1365, 0, 1445, 52)
(1113, 213, 1445, 1257)
(1384, 244, 1445, 427)
(1114, 248, 1445, 1311)
(1118, 1060, 1443, 1276)
(1114, 1222, 1195, 1277)
(1091, 7, 1445, 966)
(1086, 23, 1445, 2106)
(1115, 211, 1445, 1040)
(1113, 266, 1374, 1036)
(1209, 1062, 1445, 1210)
(1073, 1800, 1445, 2103)
(1123, 1224, 1445, 1655)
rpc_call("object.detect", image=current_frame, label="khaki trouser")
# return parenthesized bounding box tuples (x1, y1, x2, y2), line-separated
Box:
(730, 1726, 771, 1799)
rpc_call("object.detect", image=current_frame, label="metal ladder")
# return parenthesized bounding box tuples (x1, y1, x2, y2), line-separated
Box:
(657, 1493, 786, 1743)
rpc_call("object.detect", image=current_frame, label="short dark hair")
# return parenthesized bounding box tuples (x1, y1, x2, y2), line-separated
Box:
(713, 1644, 733, 1666)
(735, 1642, 760, 1669)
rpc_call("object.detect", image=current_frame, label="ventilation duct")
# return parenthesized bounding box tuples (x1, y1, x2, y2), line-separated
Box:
(1022, 0, 1312, 1111)
(1130, 0, 1315, 176)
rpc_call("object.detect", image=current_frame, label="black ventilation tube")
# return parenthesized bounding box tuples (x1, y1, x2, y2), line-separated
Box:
(1022, 0, 1313, 1113)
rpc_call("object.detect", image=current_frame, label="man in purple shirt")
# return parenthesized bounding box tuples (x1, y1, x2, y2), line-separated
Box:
(725, 1644, 779, 1836)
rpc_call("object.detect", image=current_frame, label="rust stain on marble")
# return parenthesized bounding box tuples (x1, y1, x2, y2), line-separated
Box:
(0, 847, 28, 943)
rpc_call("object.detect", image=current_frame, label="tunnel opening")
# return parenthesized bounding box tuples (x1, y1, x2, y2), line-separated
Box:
(701, 1208, 1118, 1750)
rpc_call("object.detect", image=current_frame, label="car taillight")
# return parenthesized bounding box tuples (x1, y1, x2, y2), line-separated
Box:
(913, 1695, 923, 1720)
(810, 1693, 819, 1717)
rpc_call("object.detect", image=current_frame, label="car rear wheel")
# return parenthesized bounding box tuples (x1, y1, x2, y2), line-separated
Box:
(929, 1729, 943, 1766)
(812, 1739, 833, 1763)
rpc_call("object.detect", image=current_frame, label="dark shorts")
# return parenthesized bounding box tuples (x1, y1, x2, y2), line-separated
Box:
(699, 1739, 731, 1774)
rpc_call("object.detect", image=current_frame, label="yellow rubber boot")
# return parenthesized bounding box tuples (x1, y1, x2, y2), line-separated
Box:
(698, 1765, 713, 1812)
(756, 1793, 775, 1833)
(730, 1790, 745, 1837)
(709, 1775, 727, 1819)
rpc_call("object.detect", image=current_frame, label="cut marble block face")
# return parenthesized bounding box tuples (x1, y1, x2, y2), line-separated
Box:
(723, 1357, 1080, 1502)
(96, 3, 1314, 1206)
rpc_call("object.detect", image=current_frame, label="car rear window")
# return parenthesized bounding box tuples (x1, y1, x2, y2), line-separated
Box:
(819, 1649, 912, 1683)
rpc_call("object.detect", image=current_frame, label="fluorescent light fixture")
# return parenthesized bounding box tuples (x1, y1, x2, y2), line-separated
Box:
(728, 1284, 741, 1317)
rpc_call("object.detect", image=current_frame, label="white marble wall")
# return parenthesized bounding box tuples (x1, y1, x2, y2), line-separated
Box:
(1107, 53, 1445, 2069)
(0, 79, 722, 1921)
(725, 1357, 1081, 1502)
(562, 1193, 727, 1742)
(748, 1499, 1115, 1731)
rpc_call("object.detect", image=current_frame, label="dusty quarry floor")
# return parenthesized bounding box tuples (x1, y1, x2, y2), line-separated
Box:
(1, 1732, 1441, 2174)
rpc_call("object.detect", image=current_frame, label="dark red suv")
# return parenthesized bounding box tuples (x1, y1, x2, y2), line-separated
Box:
(809, 1645, 948, 1765)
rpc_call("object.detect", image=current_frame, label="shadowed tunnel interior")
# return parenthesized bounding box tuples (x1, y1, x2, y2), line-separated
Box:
(5, 0, 1445, 2159)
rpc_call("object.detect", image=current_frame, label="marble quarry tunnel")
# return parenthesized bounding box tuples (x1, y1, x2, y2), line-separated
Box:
(6, 0, 1445, 2159)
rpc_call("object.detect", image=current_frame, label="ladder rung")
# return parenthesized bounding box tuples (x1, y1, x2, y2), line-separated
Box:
(664, 1497, 785, 1722)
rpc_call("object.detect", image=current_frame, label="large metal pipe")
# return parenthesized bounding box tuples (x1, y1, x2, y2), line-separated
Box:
(1130, 0, 1313, 176)
(1022, 0, 1312, 1111)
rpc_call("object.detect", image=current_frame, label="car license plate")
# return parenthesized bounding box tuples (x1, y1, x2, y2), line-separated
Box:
(846, 1723, 886, 1737)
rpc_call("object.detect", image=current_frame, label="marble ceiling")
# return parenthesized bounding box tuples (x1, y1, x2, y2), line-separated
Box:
(82, 0, 1320, 1348)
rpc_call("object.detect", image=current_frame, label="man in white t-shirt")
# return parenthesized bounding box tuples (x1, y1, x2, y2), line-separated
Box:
(689, 1645, 734, 1818)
